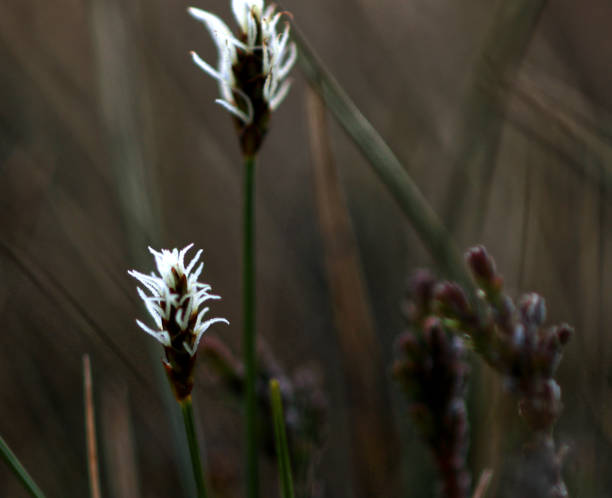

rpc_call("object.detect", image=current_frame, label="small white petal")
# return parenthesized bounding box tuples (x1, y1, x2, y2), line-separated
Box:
(269, 78, 293, 111)
(188, 7, 237, 59)
(136, 320, 171, 347)
(178, 243, 194, 272)
(185, 248, 203, 275)
(263, 42, 271, 74)
(215, 98, 252, 125)
(183, 340, 197, 357)
(232, 0, 263, 32)
(276, 23, 290, 57)
(262, 4, 275, 20)
(188, 7, 238, 103)
(191, 51, 225, 81)
(190, 261, 205, 282)
(263, 73, 273, 102)
(233, 86, 254, 124)
(175, 308, 191, 331)
(192, 318, 230, 353)
(247, 11, 257, 48)
(194, 306, 210, 328)
(129, 271, 164, 296)
(276, 42, 297, 80)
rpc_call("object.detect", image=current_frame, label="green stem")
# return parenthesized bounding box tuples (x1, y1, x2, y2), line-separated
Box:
(0, 435, 46, 498)
(269, 380, 295, 498)
(243, 154, 258, 498)
(180, 398, 209, 498)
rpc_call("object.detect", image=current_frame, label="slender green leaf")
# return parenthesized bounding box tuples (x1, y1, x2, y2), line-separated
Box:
(269, 379, 295, 498)
(0, 435, 46, 498)
(292, 25, 472, 290)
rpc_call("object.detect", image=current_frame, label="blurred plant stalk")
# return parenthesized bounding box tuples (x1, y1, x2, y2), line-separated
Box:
(242, 153, 258, 498)
(305, 87, 398, 497)
(100, 382, 142, 498)
(441, 0, 548, 239)
(291, 19, 471, 294)
(83, 355, 102, 498)
(269, 379, 295, 498)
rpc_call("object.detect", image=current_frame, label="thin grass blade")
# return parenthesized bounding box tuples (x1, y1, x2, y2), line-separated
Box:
(83, 354, 102, 498)
(0, 435, 46, 498)
(291, 23, 471, 290)
(269, 379, 295, 498)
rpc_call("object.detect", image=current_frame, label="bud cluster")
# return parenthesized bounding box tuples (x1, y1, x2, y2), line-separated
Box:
(394, 271, 471, 498)
(460, 246, 573, 432)
(397, 246, 573, 498)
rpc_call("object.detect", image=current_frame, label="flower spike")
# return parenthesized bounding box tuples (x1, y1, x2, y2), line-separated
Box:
(188, 0, 297, 155)
(129, 244, 229, 401)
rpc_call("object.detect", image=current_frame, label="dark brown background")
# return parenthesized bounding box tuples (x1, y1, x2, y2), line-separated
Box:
(1, 0, 612, 496)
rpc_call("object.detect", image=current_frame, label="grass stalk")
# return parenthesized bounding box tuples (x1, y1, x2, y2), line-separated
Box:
(180, 397, 209, 498)
(83, 355, 102, 498)
(472, 469, 493, 498)
(0, 436, 46, 498)
(269, 380, 295, 498)
(291, 25, 471, 292)
(305, 87, 396, 495)
(243, 154, 258, 498)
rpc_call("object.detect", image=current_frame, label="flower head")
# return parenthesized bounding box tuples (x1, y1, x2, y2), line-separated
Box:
(188, 1, 297, 155)
(129, 244, 228, 400)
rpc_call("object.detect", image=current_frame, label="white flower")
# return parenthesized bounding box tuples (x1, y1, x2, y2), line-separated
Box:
(188, 0, 297, 125)
(128, 243, 228, 357)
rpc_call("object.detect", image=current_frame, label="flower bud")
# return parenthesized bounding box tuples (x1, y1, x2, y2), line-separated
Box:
(434, 281, 471, 320)
(405, 270, 437, 321)
(519, 293, 547, 329)
(556, 324, 573, 346)
(465, 245, 502, 292)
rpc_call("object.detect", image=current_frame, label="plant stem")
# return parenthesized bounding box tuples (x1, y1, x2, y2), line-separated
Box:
(291, 27, 471, 293)
(0, 435, 46, 498)
(82, 355, 102, 498)
(269, 380, 295, 498)
(180, 398, 209, 498)
(243, 154, 258, 498)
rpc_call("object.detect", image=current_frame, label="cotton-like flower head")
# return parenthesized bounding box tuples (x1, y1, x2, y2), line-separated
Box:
(129, 244, 229, 400)
(188, 1, 297, 156)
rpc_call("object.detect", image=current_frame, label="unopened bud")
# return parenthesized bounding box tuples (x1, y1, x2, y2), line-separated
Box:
(395, 331, 420, 358)
(556, 324, 573, 346)
(465, 245, 496, 282)
(407, 269, 437, 315)
(434, 281, 470, 320)
(494, 294, 516, 334)
(519, 293, 547, 328)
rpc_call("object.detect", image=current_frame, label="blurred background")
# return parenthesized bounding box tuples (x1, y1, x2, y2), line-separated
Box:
(2, 0, 612, 497)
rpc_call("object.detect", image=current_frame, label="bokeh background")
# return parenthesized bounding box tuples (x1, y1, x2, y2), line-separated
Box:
(2, 0, 612, 497)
